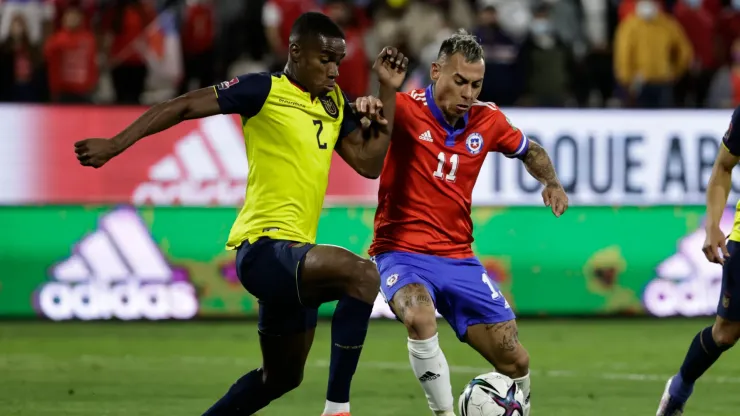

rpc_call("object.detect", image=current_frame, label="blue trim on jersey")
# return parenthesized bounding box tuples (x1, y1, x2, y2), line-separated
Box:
(425, 84, 469, 147)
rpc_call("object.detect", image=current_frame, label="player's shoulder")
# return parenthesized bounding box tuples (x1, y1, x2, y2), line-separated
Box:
(469, 100, 507, 124)
(399, 88, 428, 107)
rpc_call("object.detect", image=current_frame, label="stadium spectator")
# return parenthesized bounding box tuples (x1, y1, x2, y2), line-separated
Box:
(581, 0, 615, 107)
(323, 0, 371, 100)
(614, 0, 693, 108)
(519, 3, 573, 107)
(178, 0, 216, 96)
(0, 12, 44, 102)
(101, 0, 156, 104)
(673, 0, 720, 108)
(717, 0, 740, 65)
(474, 2, 524, 106)
(618, 0, 667, 21)
(262, 0, 319, 72)
(43, 5, 97, 103)
(0, 0, 55, 44)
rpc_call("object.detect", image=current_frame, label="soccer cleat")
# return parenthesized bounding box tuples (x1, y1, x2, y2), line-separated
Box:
(656, 377, 685, 416)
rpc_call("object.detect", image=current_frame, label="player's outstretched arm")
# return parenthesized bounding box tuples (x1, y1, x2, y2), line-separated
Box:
(335, 47, 408, 179)
(521, 141, 569, 217)
(704, 138, 740, 264)
(75, 87, 222, 168)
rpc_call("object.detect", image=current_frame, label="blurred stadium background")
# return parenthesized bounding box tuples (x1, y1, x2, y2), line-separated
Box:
(2, 0, 740, 415)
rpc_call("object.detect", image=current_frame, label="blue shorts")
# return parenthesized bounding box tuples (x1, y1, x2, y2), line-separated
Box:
(719, 240, 740, 321)
(374, 251, 516, 341)
(235, 238, 318, 336)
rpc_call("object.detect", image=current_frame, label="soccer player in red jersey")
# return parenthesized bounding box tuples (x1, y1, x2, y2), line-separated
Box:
(368, 30, 568, 416)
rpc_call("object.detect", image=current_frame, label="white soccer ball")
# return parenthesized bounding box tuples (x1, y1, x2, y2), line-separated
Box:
(458, 372, 525, 416)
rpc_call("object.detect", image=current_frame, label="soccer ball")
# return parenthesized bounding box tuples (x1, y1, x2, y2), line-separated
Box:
(458, 372, 524, 416)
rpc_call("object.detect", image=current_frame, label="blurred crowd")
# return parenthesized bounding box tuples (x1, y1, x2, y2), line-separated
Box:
(2, 0, 740, 108)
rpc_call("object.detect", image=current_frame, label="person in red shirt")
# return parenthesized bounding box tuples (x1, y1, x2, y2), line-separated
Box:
(369, 30, 567, 416)
(0, 12, 42, 102)
(673, 0, 720, 107)
(101, 0, 155, 104)
(178, 0, 216, 96)
(323, 0, 370, 100)
(44, 5, 98, 103)
(262, 0, 319, 71)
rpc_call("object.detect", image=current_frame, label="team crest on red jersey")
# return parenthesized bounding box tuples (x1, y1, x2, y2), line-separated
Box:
(465, 133, 484, 155)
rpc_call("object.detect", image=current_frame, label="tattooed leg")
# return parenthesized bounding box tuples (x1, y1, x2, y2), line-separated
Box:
(466, 320, 532, 415)
(389, 284, 455, 415)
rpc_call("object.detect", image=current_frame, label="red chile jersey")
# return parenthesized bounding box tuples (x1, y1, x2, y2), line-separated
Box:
(369, 85, 530, 258)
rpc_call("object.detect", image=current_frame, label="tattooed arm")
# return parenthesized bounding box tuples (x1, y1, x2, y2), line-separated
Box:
(522, 141, 569, 217)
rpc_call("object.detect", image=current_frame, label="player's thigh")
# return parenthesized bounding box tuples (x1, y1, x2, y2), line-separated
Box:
(299, 244, 380, 306)
(235, 238, 319, 336)
(374, 252, 440, 337)
(259, 328, 316, 389)
(388, 283, 439, 339)
(436, 258, 515, 342)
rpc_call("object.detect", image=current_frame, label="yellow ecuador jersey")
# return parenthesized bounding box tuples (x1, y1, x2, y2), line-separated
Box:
(721, 107, 740, 242)
(214, 72, 358, 248)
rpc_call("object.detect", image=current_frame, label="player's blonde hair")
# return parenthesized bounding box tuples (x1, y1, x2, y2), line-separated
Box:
(437, 29, 484, 63)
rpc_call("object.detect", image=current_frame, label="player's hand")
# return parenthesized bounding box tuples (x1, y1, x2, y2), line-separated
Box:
(352, 96, 387, 126)
(541, 184, 568, 217)
(373, 46, 408, 89)
(703, 225, 730, 265)
(74, 138, 119, 168)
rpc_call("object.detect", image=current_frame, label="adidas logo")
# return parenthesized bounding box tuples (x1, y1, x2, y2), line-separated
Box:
(418, 130, 433, 142)
(133, 115, 248, 206)
(36, 207, 198, 321)
(418, 371, 441, 382)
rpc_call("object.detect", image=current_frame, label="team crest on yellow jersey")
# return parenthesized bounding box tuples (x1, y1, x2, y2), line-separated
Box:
(319, 96, 339, 118)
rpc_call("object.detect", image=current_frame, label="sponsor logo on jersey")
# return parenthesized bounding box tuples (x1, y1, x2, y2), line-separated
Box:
(465, 132, 483, 155)
(35, 207, 198, 321)
(319, 96, 339, 119)
(217, 77, 240, 90)
(132, 115, 248, 206)
(418, 130, 433, 142)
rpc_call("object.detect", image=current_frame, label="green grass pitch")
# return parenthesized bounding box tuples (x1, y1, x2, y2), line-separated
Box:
(1, 319, 739, 415)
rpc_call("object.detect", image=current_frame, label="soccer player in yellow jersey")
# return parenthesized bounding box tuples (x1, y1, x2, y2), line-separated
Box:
(74, 12, 408, 416)
(656, 107, 740, 416)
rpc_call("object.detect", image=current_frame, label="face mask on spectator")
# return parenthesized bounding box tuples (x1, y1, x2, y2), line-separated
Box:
(530, 18, 551, 36)
(684, 0, 702, 9)
(636, 0, 658, 19)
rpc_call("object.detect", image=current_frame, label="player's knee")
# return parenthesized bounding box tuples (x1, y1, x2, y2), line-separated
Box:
(346, 259, 380, 304)
(494, 346, 530, 379)
(712, 321, 740, 347)
(401, 306, 438, 340)
(262, 368, 303, 398)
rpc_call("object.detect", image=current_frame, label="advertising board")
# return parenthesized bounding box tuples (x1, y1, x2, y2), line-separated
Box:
(0, 106, 736, 206)
(0, 205, 729, 320)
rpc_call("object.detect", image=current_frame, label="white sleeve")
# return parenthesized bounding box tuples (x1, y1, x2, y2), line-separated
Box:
(262, 1, 282, 28)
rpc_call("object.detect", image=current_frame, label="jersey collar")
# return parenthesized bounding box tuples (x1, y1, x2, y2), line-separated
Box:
(425, 84, 469, 147)
(282, 71, 316, 100)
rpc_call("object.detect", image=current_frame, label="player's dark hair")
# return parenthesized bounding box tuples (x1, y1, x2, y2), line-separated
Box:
(437, 29, 484, 63)
(289, 12, 345, 44)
